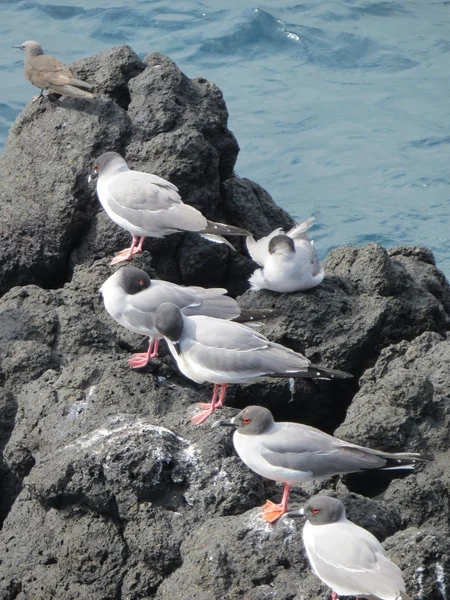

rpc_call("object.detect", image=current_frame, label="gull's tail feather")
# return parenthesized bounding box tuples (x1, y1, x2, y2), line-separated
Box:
(235, 308, 282, 322)
(203, 220, 251, 237)
(199, 233, 236, 250)
(269, 365, 353, 380)
(376, 451, 432, 469)
(286, 217, 315, 239)
(183, 292, 241, 321)
(305, 365, 353, 380)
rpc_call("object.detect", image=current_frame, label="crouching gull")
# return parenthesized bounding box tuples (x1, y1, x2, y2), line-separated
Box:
(246, 217, 324, 293)
(101, 266, 278, 368)
(213, 406, 430, 523)
(285, 495, 412, 600)
(154, 304, 352, 425)
(88, 152, 251, 264)
(13, 41, 95, 103)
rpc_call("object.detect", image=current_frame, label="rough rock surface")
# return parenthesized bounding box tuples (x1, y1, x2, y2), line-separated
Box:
(0, 46, 293, 297)
(1, 46, 450, 600)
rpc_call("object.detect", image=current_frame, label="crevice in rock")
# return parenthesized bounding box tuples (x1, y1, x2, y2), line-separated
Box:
(0, 390, 19, 526)
(342, 470, 413, 498)
(110, 85, 132, 112)
(139, 460, 188, 511)
(0, 467, 22, 529)
(7, 581, 22, 600)
(34, 265, 73, 290)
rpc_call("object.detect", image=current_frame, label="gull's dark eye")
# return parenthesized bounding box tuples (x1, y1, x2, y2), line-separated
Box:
(242, 418, 251, 425)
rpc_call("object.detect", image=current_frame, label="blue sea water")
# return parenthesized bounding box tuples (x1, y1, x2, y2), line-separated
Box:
(1, 1, 450, 276)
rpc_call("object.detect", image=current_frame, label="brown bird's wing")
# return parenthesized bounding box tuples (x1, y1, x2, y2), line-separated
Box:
(29, 54, 73, 87)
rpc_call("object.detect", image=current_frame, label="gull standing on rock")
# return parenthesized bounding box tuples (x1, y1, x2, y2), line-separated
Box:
(13, 41, 96, 103)
(89, 152, 251, 265)
(213, 406, 429, 523)
(246, 217, 324, 292)
(285, 495, 412, 600)
(100, 266, 277, 368)
(154, 304, 352, 425)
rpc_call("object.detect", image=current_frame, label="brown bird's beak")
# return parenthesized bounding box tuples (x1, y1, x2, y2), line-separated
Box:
(12, 45, 24, 50)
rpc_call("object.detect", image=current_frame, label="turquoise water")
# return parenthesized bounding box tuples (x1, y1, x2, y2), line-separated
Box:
(1, 1, 450, 276)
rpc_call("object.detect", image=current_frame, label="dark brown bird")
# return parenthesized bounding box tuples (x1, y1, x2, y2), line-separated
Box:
(13, 40, 95, 103)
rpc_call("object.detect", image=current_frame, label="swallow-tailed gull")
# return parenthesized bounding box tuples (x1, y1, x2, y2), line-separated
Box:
(154, 304, 352, 425)
(213, 406, 429, 523)
(246, 217, 324, 292)
(13, 41, 95, 103)
(285, 495, 412, 600)
(100, 266, 276, 368)
(88, 152, 251, 264)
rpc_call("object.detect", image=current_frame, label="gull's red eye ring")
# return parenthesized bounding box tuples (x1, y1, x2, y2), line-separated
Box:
(242, 418, 251, 424)
(139, 279, 146, 286)
(311, 508, 320, 514)
(94, 164, 99, 172)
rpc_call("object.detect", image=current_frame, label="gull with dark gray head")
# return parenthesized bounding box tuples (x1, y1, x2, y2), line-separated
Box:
(13, 40, 95, 103)
(88, 152, 251, 264)
(285, 495, 412, 600)
(246, 217, 324, 292)
(100, 266, 277, 368)
(213, 405, 430, 523)
(154, 304, 352, 425)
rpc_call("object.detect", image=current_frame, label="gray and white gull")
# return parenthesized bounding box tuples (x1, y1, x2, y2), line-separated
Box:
(89, 152, 250, 264)
(213, 406, 429, 522)
(100, 266, 275, 368)
(246, 217, 324, 292)
(285, 495, 412, 600)
(154, 304, 352, 425)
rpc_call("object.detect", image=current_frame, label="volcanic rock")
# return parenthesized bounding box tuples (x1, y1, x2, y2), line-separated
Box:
(0, 46, 449, 600)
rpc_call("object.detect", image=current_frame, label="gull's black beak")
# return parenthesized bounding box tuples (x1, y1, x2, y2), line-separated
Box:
(172, 341, 181, 355)
(87, 168, 98, 184)
(281, 507, 304, 519)
(211, 418, 237, 429)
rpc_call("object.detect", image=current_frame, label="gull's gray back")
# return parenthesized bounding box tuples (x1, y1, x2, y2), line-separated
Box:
(104, 170, 207, 235)
(179, 317, 311, 380)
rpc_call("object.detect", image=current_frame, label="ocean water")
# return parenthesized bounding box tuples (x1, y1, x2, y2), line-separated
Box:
(1, 0, 450, 276)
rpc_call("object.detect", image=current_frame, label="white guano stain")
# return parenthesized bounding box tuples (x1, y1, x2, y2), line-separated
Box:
(415, 566, 424, 600)
(435, 563, 447, 600)
(63, 417, 190, 455)
(289, 378, 295, 402)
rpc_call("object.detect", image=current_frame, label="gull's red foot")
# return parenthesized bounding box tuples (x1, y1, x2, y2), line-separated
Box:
(128, 353, 151, 369)
(191, 409, 215, 425)
(110, 246, 142, 265)
(197, 402, 215, 410)
(261, 500, 287, 523)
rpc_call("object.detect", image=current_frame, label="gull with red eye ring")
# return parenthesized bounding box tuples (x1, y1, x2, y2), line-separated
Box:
(100, 266, 279, 368)
(88, 152, 251, 265)
(213, 405, 430, 523)
(284, 495, 412, 600)
(154, 303, 353, 425)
